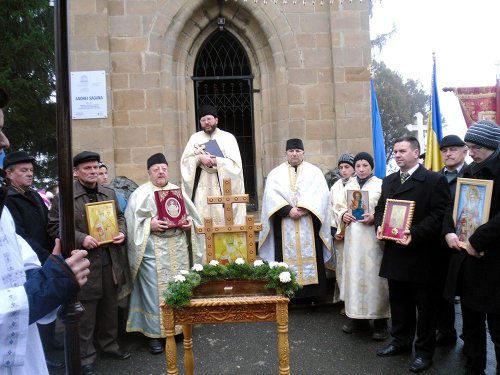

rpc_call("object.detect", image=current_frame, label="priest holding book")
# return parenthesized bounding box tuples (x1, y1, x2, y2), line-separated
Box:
(124, 153, 204, 354)
(180, 104, 246, 226)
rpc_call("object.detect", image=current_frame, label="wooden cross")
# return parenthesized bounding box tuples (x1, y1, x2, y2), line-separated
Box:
(197, 178, 262, 263)
(193, 143, 206, 155)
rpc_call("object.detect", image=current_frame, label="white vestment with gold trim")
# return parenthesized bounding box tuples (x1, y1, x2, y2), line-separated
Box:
(259, 161, 332, 286)
(125, 182, 204, 337)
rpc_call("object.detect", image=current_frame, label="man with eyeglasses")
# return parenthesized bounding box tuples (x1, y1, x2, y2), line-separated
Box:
(435, 135, 468, 348)
(443, 120, 500, 375)
(180, 105, 246, 226)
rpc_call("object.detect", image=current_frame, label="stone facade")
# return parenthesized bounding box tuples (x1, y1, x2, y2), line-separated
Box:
(69, 0, 372, 199)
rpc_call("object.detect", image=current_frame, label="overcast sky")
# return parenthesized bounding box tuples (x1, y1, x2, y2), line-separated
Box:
(369, 0, 500, 139)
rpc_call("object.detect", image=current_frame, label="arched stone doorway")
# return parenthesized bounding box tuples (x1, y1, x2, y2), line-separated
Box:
(192, 30, 258, 211)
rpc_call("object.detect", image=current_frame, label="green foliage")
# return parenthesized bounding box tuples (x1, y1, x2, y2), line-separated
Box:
(372, 61, 429, 162)
(163, 260, 302, 309)
(0, 1, 57, 187)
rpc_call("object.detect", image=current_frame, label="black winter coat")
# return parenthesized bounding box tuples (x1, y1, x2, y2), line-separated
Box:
(5, 187, 54, 264)
(374, 165, 450, 284)
(444, 150, 500, 313)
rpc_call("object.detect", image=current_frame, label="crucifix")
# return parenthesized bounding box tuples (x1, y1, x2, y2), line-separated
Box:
(197, 178, 262, 263)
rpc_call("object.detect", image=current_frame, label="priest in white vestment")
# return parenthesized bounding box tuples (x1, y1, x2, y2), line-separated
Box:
(336, 152, 390, 340)
(180, 104, 246, 226)
(259, 139, 332, 300)
(125, 153, 204, 354)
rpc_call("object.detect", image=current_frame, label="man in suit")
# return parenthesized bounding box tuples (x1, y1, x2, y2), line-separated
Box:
(443, 120, 500, 375)
(374, 136, 450, 373)
(435, 135, 468, 346)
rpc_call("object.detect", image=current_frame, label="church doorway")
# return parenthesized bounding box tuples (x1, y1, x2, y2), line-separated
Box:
(192, 30, 257, 211)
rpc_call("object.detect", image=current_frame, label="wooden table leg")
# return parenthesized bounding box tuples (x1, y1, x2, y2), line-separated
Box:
(164, 307, 179, 375)
(276, 302, 290, 375)
(183, 324, 194, 375)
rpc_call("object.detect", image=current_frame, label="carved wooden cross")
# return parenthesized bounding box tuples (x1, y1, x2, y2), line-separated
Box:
(197, 178, 262, 263)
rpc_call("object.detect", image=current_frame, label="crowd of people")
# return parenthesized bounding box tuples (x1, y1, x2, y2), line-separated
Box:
(1, 87, 499, 375)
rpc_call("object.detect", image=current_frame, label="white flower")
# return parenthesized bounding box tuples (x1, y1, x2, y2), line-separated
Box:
(269, 261, 279, 269)
(179, 270, 189, 275)
(279, 271, 291, 283)
(278, 262, 289, 269)
(209, 260, 219, 266)
(235, 258, 245, 265)
(192, 264, 203, 272)
(253, 260, 264, 267)
(174, 275, 186, 282)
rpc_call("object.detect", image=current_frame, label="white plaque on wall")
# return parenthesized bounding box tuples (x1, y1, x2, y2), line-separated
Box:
(71, 71, 108, 119)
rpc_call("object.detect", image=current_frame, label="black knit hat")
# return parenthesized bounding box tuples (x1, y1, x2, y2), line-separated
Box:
(464, 120, 500, 150)
(198, 104, 218, 119)
(3, 151, 35, 170)
(147, 153, 168, 169)
(285, 138, 304, 151)
(337, 152, 354, 168)
(73, 151, 100, 167)
(353, 152, 374, 170)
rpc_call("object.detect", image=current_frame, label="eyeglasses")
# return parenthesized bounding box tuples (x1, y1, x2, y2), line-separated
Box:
(466, 145, 484, 151)
(200, 116, 215, 123)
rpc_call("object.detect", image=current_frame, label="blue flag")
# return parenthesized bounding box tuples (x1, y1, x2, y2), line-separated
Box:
(424, 54, 444, 171)
(371, 80, 386, 178)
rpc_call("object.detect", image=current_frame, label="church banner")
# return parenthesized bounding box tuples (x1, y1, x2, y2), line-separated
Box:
(451, 85, 498, 127)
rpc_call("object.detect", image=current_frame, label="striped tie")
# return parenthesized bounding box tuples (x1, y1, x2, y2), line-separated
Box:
(400, 172, 410, 184)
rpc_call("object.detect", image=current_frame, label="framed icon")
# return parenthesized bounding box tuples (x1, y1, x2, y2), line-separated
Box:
(347, 189, 370, 220)
(85, 200, 119, 245)
(380, 199, 416, 241)
(453, 178, 493, 249)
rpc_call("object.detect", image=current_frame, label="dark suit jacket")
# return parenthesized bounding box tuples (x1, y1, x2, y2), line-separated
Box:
(374, 164, 450, 284)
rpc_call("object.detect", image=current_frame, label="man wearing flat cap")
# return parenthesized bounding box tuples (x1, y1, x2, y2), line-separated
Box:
(3, 150, 67, 370)
(259, 138, 332, 300)
(125, 153, 203, 354)
(434, 134, 469, 347)
(48, 150, 130, 375)
(443, 120, 500, 375)
(180, 104, 246, 227)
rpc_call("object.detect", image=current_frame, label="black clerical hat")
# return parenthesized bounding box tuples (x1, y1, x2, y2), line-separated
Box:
(286, 138, 304, 151)
(198, 105, 218, 119)
(147, 153, 168, 169)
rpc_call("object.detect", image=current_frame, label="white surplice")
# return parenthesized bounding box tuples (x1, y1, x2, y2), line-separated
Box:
(180, 128, 246, 226)
(337, 176, 390, 319)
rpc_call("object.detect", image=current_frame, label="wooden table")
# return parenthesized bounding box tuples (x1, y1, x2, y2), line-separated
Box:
(161, 295, 290, 375)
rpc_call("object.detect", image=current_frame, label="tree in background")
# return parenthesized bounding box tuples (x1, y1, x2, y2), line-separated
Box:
(371, 61, 428, 162)
(0, 1, 57, 187)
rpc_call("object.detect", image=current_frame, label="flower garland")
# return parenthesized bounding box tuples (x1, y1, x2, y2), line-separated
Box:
(163, 258, 302, 309)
